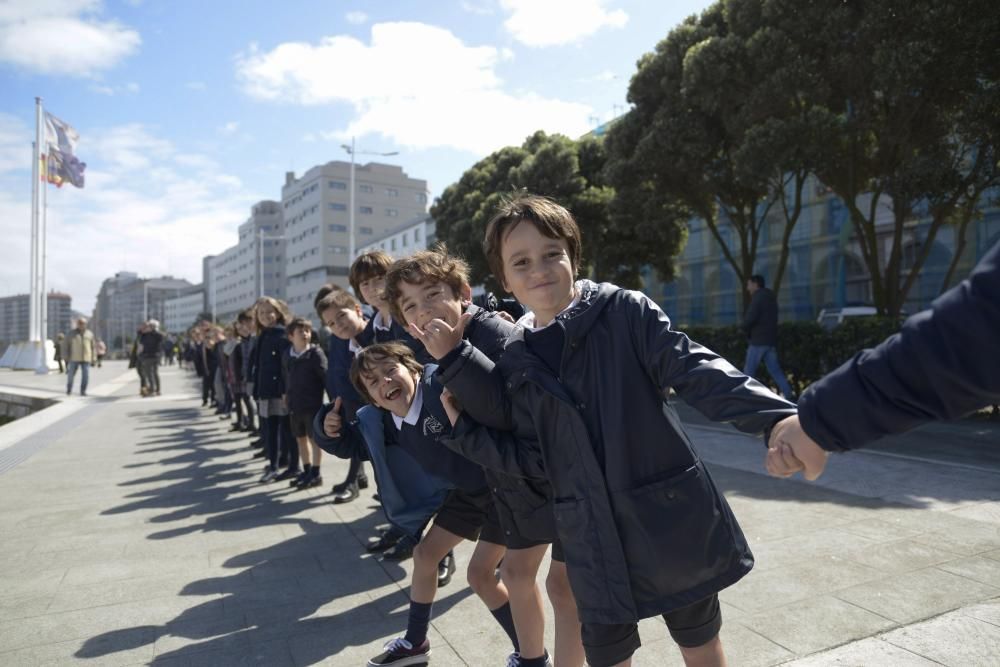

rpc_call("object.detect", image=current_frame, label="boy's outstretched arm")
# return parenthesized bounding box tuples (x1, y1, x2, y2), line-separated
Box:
(766, 415, 829, 480)
(434, 339, 514, 431)
(625, 291, 797, 434)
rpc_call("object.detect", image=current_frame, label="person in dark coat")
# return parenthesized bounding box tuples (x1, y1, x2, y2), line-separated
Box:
(766, 238, 1000, 481)
(251, 296, 298, 483)
(440, 195, 797, 667)
(742, 274, 794, 400)
(281, 317, 328, 488)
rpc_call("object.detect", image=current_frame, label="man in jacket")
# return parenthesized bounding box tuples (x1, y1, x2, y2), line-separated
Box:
(766, 238, 1000, 481)
(742, 274, 795, 400)
(64, 317, 97, 396)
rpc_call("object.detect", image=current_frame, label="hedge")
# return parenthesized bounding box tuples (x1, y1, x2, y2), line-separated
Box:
(682, 317, 903, 397)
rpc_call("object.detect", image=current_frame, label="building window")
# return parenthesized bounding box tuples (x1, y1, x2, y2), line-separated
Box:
(329, 180, 347, 190)
(359, 226, 373, 235)
(391, 238, 397, 251)
(328, 245, 347, 254)
(386, 187, 398, 197)
(359, 184, 373, 193)
(386, 208, 398, 217)
(403, 231, 409, 246)
(360, 206, 373, 214)
(414, 227, 422, 242)
(329, 202, 347, 211)
(416, 193, 427, 203)
(329, 223, 347, 232)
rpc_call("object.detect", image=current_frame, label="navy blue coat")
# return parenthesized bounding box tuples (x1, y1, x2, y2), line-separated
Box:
(252, 326, 290, 400)
(442, 280, 798, 625)
(799, 239, 1000, 451)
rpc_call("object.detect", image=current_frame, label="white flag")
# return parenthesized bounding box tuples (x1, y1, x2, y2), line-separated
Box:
(42, 111, 86, 188)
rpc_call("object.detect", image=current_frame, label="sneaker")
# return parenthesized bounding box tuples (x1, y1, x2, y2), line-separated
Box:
(437, 551, 456, 587)
(357, 473, 370, 490)
(331, 482, 359, 504)
(506, 651, 552, 667)
(381, 535, 417, 562)
(367, 637, 430, 666)
(259, 468, 277, 483)
(275, 468, 300, 482)
(366, 530, 402, 554)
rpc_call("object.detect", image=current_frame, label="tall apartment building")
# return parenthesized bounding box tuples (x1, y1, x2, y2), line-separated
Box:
(358, 215, 436, 259)
(164, 285, 206, 334)
(281, 161, 428, 317)
(92, 272, 193, 351)
(206, 200, 284, 324)
(0, 292, 73, 349)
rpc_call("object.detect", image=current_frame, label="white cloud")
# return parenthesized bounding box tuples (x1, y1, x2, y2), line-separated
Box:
(235, 22, 592, 155)
(220, 121, 240, 135)
(460, 0, 494, 15)
(345, 11, 368, 24)
(0, 0, 141, 76)
(0, 113, 32, 174)
(0, 122, 260, 312)
(88, 81, 140, 95)
(500, 0, 627, 47)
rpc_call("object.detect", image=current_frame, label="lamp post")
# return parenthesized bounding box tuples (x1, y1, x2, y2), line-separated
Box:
(143, 281, 149, 322)
(340, 138, 398, 264)
(257, 229, 288, 299)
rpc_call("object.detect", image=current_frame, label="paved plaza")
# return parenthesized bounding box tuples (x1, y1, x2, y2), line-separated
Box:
(0, 361, 998, 666)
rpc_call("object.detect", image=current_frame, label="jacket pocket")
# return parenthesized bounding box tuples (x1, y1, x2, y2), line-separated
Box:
(611, 462, 748, 605)
(554, 498, 612, 612)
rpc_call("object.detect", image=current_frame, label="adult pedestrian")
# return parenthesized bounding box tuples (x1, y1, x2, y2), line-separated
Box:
(742, 274, 795, 401)
(64, 317, 96, 396)
(53, 333, 65, 373)
(138, 319, 164, 396)
(765, 238, 1000, 481)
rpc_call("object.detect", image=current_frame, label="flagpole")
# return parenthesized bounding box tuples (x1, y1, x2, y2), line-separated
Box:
(30, 98, 42, 343)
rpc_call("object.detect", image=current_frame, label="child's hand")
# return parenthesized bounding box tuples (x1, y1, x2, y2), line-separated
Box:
(766, 415, 829, 481)
(323, 397, 343, 438)
(408, 313, 473, 360)
(441, 388, 462, 427)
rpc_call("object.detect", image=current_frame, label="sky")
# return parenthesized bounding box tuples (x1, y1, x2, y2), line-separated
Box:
(0, 0, 714, 313)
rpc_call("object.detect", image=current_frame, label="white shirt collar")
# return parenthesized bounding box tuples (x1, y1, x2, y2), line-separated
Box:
(373, 311, 393, 331)
(289, 346, 307, 358)
(348, 337, 363, 355)
(516, 286, 582, 332)
(391, 381, 423, 430)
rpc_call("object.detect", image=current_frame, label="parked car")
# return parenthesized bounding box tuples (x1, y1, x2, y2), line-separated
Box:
(816, 305, 878, 330)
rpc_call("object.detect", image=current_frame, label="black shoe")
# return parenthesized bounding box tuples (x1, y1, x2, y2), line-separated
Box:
(380, 536, 416, 561)
(291, 470, 310, 487)
(331, 483, 359, 504)
(229, 424, 242, 432)
(365, 530, 402, 554)
(248, 438, 263, 448)
(367, 637, 430, 666)
(274, 468, 300, 482)
(437, 551, 456, 587)
(357, 473, 370, 490)
(303, 474, 323, 488)
(373, 493, 381, 502)
(252, 450, 268, 459)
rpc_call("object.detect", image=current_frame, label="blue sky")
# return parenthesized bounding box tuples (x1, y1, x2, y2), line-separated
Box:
(0, 0, 713, 312)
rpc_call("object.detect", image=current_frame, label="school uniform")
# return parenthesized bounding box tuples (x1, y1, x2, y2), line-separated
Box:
(282, 345, 328, 438)
(253, 325, 297, 472)
(358, 311, 430, 362)
(442, 280, 798, 666)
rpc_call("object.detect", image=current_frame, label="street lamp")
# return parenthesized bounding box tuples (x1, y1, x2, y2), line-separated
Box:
(258, 229, 288, 299)
(341, 138, 399, 263)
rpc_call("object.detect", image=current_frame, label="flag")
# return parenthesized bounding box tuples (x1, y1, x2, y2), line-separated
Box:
(42, 111, 86, 188)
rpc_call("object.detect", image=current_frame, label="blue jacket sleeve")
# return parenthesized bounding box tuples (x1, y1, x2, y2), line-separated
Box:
(311, 402, 365, 460)
(798, 240, 1000, 452)
(624, 289, 798, 435)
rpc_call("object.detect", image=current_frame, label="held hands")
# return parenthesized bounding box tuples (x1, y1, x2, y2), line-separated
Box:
(408, 313, 473, 360)
(766, 415, 830, 481)
(440, 388, 462, 427)
(323, 397, 343, 438)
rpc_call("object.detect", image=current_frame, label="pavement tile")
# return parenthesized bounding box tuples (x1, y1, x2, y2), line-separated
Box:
(0, 593, 53, 622)
(841, 538, 962, 574)
(715, 623, 795, 667)
(749, 528, 879, 573)
(783, 637, 940, 666)
(936, 555, 1000, 588)
(880, 608, 1000, 666)
(151, 636, 294, 666)
(958, 598, 1000, 627)
(738, 595, 895, 655)
(837, 517, 925, 542)
(0, 630, 157, 666)
(912, 522, 1000, 556)
(834, 566, 1000, 624)
(721, 557, 883, 614)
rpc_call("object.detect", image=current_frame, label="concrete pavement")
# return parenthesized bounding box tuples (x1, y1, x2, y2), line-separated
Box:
(0, 361, 998, 665)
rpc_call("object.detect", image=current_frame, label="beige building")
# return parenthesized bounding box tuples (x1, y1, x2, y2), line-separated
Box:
(281, 161, 428, 317)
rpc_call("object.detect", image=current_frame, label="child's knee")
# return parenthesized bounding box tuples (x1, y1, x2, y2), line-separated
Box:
(412, 541, 435, 571)
(545, 568, 575, 609)
(500, 557, 536, 588)
(466, 561, 496, 594)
